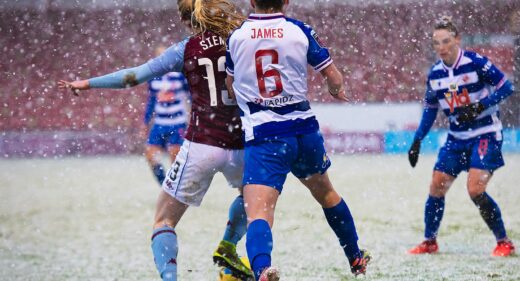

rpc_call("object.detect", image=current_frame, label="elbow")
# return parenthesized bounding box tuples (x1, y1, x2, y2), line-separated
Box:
(122, 72, 139, 88)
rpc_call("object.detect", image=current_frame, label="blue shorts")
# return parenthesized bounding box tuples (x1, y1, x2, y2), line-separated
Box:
(147, 124, 186, 148)
(243, 131, 331, 192)
(434, 132, 504, 177)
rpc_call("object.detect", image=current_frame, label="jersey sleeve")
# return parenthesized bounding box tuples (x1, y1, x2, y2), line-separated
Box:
(88, 39, 188, 89)
(472, 53, 505, 87)
(471, 53, 514, 108)
(147, 38, 188, 75)
(298, 22, 332, 71)
(225, 36, 235, 76)
(424, 79, 439, 109)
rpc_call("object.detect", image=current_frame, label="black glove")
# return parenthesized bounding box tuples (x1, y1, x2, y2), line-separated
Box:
(408, 139, 421, 168)
(457, 102, 485, 123)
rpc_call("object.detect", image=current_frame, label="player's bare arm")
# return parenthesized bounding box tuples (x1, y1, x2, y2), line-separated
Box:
(225, 75, 236, 99)
(320, 63, 348, 102)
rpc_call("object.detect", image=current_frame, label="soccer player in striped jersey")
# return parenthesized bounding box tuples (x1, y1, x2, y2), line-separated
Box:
(58, 1, 254, 280)
(226, 0, 370, 279)
(407, 16, 515, 257)
(143, 47, 190, 186)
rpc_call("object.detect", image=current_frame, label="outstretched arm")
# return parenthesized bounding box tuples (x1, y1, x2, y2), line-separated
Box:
(320, 63, 348, 102)
(58, 39, 188, 94)
(58, 63, 157, 94)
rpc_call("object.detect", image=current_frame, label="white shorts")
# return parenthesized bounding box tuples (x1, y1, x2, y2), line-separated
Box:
(162, 140, 244, 206)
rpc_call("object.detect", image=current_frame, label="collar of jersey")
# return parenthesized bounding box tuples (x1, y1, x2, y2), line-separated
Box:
(248, 13, 285, 20)
(442, 48, 463, 71)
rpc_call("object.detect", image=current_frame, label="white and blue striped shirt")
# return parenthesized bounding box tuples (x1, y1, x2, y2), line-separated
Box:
(424, 49, 508, 139)
(144, 72, 190, 126)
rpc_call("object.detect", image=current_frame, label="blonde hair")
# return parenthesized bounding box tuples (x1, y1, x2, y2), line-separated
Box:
(192, 0, 245, 40)
(177, 0, 193, 22)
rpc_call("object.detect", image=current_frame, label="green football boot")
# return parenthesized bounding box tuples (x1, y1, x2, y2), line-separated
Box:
(213, 240, 253, 280)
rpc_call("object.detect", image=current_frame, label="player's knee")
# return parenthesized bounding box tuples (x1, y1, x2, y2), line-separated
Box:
(429, 181, 448, 197)
(467, 183, 486, 199)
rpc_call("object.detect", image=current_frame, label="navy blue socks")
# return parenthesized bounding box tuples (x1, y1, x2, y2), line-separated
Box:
(472, 192, 507, 241)
(424, 195, 445, 240)
(152, 164, 166, 185)
(323, 198, 361, 262)
(246, 219, 273, 280)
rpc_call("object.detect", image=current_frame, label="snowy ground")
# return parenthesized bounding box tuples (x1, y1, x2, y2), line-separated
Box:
(1, 154, 519, 281)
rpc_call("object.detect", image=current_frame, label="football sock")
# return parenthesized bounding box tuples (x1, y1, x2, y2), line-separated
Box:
(424, 195, 445, 240)
(472, 192, 507, 241)
(152, 164, 166, 185)
(323, 198, 361, 262)
(246, 219, 272, 280)
(223, 195, 247, 245)
(151, 226, 178, 281)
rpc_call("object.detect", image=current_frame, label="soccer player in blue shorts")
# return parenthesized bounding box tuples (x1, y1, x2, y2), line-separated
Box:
(226, 0, 370, 279)
(143, 46, 190, 186)
(407, 16, 516, 257)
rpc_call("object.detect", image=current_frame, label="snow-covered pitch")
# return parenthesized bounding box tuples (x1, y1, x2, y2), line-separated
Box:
(1, 154, 519, 280)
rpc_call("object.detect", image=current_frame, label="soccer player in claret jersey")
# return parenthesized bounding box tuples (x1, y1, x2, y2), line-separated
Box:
(142, 46, 190, 186)
(226, 0, 370, 280)
(407, 16, 515, 257)
(58, 1, 254, 280)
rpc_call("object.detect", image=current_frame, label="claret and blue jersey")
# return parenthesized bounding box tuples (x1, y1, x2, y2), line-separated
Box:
(226, 13, 332, 143)
(423, 49, 510, 140)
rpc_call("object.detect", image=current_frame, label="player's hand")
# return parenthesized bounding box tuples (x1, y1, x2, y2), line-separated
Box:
(457, 102, 485, 123)
(58, 80, 90, 96)
(329, 87, 349, 102)
(408, 139, 421, 168)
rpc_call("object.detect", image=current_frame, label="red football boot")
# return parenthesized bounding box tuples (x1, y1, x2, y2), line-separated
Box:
(349, 249, 371, 276)
(492, 239, 515, 257)
(258, 266, 280, 281)
(408, 239, 438, 254)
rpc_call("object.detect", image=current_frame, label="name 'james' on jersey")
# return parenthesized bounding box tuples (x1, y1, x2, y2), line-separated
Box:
(226, 13, 332, 143)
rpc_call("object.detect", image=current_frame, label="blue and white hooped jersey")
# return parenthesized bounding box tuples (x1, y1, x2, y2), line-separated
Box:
(226, 13, 332, 143)
(145, 72, 190, 126)
(425, 49, 507, 140)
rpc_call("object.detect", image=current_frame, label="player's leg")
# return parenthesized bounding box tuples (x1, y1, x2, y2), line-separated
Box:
(409, 137, 463, 254)
(467, 133, 514, 256)
(151, 190, 189, 281)
(299, 172, 369, 275)
(213, 148, 252, 279)
(146, 125, 168, 185)
(244, 184, 280, 281)
(151, 140, 222, 280)
(292, 131, 368, 275)
(242, 138, 294, 280)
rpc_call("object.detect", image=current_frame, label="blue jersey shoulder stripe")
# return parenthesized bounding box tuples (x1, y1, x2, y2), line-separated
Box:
(285, 17, 331, 70)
